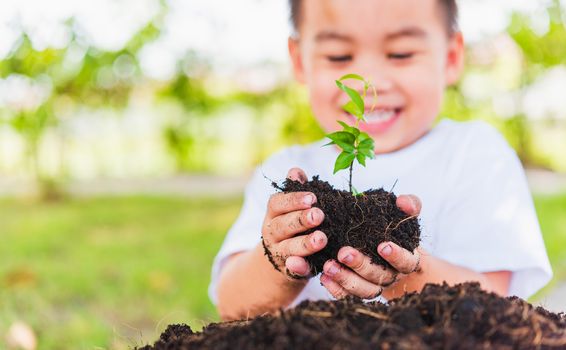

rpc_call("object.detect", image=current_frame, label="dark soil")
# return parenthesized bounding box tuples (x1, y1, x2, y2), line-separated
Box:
(272, 176, 420, 274)
(139, 282, 566, 350)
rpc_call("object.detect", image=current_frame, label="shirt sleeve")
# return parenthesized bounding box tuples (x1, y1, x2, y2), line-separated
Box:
(433, 122, 552, 299)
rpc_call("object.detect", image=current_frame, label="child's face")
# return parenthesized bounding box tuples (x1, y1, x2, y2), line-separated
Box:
(289, 0, 464, 153)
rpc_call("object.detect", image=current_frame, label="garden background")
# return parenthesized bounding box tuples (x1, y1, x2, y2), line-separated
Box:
(1, 0, 566, 349)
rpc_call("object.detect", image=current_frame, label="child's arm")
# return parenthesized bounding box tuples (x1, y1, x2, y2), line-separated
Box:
(319, 195, 511, 300)
(216, 169, 327, 321)
(380, 246, 511, 299)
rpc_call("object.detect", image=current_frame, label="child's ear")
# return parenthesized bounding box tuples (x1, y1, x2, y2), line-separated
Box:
(288, 37, 306, 84)
(445, 32, 465, 86)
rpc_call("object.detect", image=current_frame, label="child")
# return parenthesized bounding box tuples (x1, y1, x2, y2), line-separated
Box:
(209, 0, 552, 321)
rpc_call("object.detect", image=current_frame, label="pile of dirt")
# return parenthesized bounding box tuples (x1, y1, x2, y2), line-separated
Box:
(272, 176, 421, 273)
(139, 282, 566, 350)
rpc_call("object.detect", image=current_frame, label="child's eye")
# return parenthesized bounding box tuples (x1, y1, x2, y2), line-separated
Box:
(388, 52, 414, 60)
(327, 55, 352, 62)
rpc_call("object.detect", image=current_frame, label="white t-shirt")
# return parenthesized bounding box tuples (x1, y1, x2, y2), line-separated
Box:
(209, 119, 553, 306)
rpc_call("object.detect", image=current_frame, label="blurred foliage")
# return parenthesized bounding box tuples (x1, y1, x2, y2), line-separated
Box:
(0, 16, 162, 193)
(509, 0, 566, 72)
(0, 1, 565, 189)
(158, 71, 219, 172)
(506, 0, 566, 167)
(441, 0, 566, 169)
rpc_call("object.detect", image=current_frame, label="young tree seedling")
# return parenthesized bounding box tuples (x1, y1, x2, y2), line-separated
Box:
(324, 74, 377, 194)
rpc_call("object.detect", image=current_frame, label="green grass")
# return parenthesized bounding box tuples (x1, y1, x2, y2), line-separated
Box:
(0, 195, 241, 349)
(0, 193, 564, 349)
(533, 193, 566, 296)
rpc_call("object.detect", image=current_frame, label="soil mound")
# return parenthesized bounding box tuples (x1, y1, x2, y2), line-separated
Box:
(139, 282, 566, 350)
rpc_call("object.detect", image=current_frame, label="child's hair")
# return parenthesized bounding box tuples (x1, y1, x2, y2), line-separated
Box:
(289, 0, 459, 36)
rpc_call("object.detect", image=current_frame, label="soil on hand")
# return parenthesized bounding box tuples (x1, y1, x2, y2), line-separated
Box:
(139, 282, 566, 350)
(275, 176, 420, 273)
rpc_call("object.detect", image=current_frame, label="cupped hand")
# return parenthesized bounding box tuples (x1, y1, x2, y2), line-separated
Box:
(320, 194, 423, 299)
(261, 167, 328, 279)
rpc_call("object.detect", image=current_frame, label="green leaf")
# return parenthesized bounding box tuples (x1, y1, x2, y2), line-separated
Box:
(358, 137, 375, 159)
(342, 100, 362, 117)
(326, 131, 356, 152)
(358, 138, 374, 149)
(338, 74, 371, 101)
(333, 151, 356, 174)
(359, 148, 375, 158)
(339, 144, 355, 153)
(336, 80, 364, 116)
(327, 131, 355, 143)
(357, 145, 375, 156)
(358, 142, 375, 158)
(337, 121, 360, 137)
(358, 132, 371, 142)
(337, 120, 351, 130)
(356, 152, 366, 166)
(338, 73, 366, 82)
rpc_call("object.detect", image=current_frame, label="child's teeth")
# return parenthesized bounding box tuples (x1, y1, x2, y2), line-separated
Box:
(364, 110, 396, 122)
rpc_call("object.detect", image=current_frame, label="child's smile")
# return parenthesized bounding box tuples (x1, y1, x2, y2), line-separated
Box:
(345, 107, 403, 135)
(288, 0, 464, 154)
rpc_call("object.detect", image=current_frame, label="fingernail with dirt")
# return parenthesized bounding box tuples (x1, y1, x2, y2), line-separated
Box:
(327, 263, 339, 276)
(309, 208, 322, 224)
(381, 244, 392, 256)
(303, 195, 314, 206)
(312, 232, 325, 247)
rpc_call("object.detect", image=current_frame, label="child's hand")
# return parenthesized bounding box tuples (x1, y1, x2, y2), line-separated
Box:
(261, 168, 327, 279)
(320, 195, 422, 300)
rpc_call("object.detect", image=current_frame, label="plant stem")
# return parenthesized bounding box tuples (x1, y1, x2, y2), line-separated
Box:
(350, 119, 359, 193)
(349, 161, 353, 192)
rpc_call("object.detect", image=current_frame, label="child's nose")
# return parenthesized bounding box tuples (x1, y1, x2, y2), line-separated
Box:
(351, 74, 393, 98)
(353, 67, 394, 94)
(371, 76, 394, 93)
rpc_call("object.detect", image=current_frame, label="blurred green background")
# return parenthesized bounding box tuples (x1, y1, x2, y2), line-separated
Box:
(1, 0, 566, 349)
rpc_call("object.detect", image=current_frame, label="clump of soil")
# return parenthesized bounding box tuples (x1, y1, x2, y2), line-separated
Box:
(273, 176, 420, 273)
(139, 282, 566, 350)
